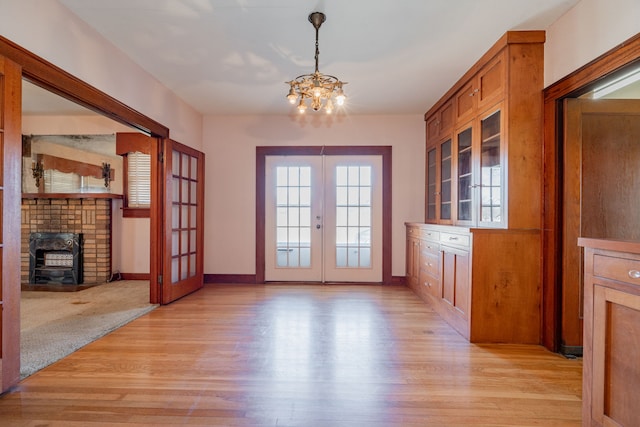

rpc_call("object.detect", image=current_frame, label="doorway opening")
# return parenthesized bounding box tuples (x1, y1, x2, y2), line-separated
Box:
(542, 34, 640, 353)
(19, 79, 155, 378)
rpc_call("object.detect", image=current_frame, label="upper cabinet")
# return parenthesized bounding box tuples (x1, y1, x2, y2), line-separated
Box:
(454, 53, 505, 123)
(425, 31, 544, 229)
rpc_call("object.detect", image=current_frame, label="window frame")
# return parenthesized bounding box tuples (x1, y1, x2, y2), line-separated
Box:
(116, 133, 152, 218)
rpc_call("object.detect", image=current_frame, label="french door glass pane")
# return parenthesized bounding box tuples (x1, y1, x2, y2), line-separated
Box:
(275, 166, 312, 268)
(335, 165, 371, 268)
(170, 150, 200, 284)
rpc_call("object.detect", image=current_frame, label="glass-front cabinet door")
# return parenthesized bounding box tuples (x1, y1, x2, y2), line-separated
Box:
(440, 138, 453, 223)
(456, 126, 473, 224)
(478, 108, 503, 227)
(426, 147, 437, 222)
(424, 106, 504, 228)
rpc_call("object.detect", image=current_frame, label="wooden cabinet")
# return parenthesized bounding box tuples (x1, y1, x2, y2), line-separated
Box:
(454, 53, 505, 123)
(406, 225, 441, 303)
(412, 31, 544, 344)
(426, 146, 437, 221)
(419, 231, 441, 298)
(426, 100, 454, 142)
(406, 223, 539, 343)
(406, 226, 421, 288)
(579, 238, 640, 427)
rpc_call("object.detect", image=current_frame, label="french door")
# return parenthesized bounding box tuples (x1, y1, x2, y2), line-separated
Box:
(161, 139, 205, 303)
(264, 155, 382, 283)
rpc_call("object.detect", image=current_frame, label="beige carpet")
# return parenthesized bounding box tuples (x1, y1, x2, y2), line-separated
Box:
(20, 280, 158, 379)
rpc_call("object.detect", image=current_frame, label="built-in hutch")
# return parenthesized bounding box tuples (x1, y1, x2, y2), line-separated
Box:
(407, 31, 544, 343)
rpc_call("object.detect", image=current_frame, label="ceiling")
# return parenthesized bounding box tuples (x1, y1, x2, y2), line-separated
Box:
(27, 0, 583, 117)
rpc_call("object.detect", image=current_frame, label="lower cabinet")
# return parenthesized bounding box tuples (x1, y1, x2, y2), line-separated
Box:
(405, 222, 540, 343)
(578, 238, 640, 427)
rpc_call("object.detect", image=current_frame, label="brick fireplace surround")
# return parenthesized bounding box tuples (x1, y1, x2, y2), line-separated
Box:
(21, 198, 112, 285)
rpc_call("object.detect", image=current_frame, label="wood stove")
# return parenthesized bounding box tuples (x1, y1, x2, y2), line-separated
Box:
(29, 232, 83, 285)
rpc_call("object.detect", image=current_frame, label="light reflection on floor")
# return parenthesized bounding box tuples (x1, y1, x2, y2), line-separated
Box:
(247, 289, 395, 424)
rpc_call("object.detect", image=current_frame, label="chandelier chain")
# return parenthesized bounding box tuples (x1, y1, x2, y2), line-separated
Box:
(314, 26, 320, 74)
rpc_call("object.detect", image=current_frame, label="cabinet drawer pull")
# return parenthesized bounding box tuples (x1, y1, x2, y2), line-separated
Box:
(449, 236, 459, 241)
(629, 269, 640, 279)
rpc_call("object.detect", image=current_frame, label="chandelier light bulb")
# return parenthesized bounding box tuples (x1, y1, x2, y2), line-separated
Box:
(312, 80, 322, 98)
(297, 98, 307, 113)
(312, 97, 322, 111)
(335, 87, 346, 106)
(325, 99, 334, 114)
(287, 86, 298, 104)
(285, 11, 347, 114)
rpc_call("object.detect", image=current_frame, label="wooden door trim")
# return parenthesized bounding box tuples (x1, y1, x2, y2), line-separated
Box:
(0, 56, 23, 392)
(542, 32, 640, 352)
(256, 146, 392, 285)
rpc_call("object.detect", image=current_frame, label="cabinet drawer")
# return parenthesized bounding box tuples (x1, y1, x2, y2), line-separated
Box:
(407, 226, 420, 237)
(419, 268, 440, 296)
(420, 240, 440, 255)
(420, 229, 440, 241)
(421, 252, 440, 277)
(593, 254, 640, 287)
(440, 232, 470, 247)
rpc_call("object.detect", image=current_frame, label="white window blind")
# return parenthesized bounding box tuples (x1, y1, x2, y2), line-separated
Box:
(127, 151, 151, 207)
(44, 169, 80, 193)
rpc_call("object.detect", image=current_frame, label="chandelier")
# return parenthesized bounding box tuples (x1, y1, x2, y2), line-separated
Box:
(286, 12, 347, 114)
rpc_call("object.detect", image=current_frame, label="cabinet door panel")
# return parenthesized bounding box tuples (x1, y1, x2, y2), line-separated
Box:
(477, 54, 505, 109)
(454, 251, 470, 317)
(426, 115, 440, 143)
(442, 251, 455, 304)
(456, 126, 473, 223)
(479, 108, 503, 226)
(440, 139, 453, 222)
(426, 147, 437, 222)
(455, 81, 475, 122)
(592, 285, 640, 427)
(439, 101, 454, 137)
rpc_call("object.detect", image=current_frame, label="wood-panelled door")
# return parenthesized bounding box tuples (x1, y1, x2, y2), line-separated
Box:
(161, 139, 205, 304)
(0, 56, 22, 393)
(562, 98, 640, 353)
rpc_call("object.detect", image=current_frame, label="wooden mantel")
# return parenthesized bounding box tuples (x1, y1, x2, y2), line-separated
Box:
(22, 193, 123, 199)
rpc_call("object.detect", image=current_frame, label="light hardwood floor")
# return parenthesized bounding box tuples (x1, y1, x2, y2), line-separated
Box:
(0, 284, 582, 426)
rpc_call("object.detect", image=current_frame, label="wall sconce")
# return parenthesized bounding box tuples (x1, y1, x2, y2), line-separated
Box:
(102, 162, 111, 188)
(32, 160, 44, 188)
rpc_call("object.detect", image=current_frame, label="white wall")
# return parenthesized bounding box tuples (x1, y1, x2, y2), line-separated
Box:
(545, 0, 640, 87)
(203, 114, 425, 278)
(111, 201, 151, 276)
